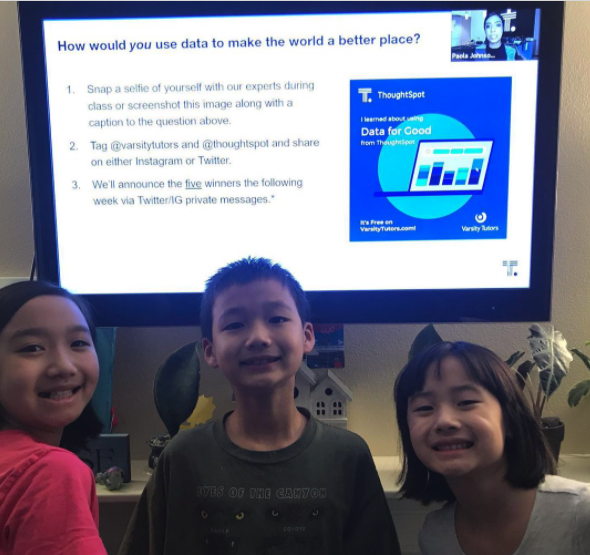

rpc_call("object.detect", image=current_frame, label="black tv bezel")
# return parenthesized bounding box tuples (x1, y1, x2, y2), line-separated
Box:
(18, 1, 564, 326)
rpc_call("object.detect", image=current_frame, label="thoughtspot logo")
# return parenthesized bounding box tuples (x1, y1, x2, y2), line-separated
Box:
(503, 260, 518, 276)
(358, 88, 372, 103)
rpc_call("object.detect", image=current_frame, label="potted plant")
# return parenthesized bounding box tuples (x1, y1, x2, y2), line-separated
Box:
(506, 324, 573, 461)
(148, 342, 201, 469)
(569, 342, 590, 408)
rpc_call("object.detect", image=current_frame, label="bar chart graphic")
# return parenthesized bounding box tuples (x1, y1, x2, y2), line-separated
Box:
(381, 139, 494, 197)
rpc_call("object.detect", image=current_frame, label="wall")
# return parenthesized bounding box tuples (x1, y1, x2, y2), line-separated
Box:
(0, 2, 33, 280)
(1, 2, 589, 463)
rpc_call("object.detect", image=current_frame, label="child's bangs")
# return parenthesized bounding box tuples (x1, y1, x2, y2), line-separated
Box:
(397, 342, 509, 405)
(397, 353, 436, 402)
(454, 346, 510, 402)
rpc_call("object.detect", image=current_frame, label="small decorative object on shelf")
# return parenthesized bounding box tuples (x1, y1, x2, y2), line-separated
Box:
(310, 370, 352, 429)
(147, 433, 171, 470)
(295, 361, 353, 429)
(294, 361, 317, 409)
(306, 324, 345, 369)
(179, 395, 216, 432)
(74, 433, 131, 483)
(96, 466, 125, 491)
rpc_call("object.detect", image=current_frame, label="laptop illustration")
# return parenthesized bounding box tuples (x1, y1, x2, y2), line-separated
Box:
(376, 139, 494, 197)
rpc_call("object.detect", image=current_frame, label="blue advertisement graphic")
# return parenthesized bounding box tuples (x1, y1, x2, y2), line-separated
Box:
(350, 77, 512, 241)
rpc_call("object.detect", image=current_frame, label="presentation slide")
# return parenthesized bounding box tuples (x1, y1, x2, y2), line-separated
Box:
(42, 9, 539, 294)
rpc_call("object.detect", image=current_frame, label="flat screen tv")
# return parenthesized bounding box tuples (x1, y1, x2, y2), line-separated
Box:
(18, 2, 564, 326)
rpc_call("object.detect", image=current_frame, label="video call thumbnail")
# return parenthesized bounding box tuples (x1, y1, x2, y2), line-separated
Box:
(451, 8, 540, 62)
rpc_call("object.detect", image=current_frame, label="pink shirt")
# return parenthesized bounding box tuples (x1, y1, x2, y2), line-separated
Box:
(0, 429, 106, 555)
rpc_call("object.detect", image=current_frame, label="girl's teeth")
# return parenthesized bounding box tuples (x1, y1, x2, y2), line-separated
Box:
(49, 390, 74, 400)
(437, 443, 471, 451)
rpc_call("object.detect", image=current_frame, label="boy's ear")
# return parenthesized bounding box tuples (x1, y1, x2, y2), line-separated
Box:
(202, 338, 219, 368)
(303, 322, 315, 354)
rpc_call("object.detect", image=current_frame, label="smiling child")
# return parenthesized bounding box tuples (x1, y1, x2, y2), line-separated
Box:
(120, 257, 400, 555)
(394, 341, 590, 555)
(0, 281, 107, 555)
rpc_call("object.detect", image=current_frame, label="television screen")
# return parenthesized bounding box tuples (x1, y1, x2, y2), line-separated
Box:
(18, 2, 564, 325)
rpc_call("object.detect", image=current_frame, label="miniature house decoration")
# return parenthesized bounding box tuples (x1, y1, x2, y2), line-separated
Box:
(294, 361, 317, 410)
(295, 361, 353, 429)
(310, 370, 353, 429)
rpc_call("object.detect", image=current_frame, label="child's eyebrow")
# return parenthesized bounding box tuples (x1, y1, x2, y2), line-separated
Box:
(450, 384, 482, 395)
(10, 325, 90, 341)
(409, 390, 432, 402)
(217, 307, 246, 320)
(218, 301, 293, 319)
(9, 327, 48, 340)
(67, 325, 92, 335)
(410, 384, 482, 401)
(263, 301, 294, 311)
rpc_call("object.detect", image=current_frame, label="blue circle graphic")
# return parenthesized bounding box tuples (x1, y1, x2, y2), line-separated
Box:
(378, 114, 474, 219)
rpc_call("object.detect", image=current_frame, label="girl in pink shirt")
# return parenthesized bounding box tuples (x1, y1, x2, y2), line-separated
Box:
(0, 281, 107, 555)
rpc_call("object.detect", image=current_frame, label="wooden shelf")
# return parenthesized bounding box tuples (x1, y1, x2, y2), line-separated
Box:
(97, 455, 590, 503)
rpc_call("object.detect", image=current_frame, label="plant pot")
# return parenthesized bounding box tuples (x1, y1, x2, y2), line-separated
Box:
(541, 417, 565, 463)
(147, 433, 170, 469)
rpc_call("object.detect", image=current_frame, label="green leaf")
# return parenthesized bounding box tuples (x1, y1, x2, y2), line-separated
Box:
(515, 360, 535, 389)
(153, 342, 201, 437)
(571, 348, 590, 372)
(506, 351, 525, 367)
(528, 324, 573, 398)
(584, 341, 590, 346)
(408, 324, 443, 361)
(568, 379, 590, 407)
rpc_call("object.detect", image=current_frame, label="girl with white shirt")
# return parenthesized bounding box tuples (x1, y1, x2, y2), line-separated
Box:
(394, 341, 590, 555)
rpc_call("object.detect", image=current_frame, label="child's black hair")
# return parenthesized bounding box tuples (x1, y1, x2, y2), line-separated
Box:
(0, 281, 103, 452)
(394, 341, 556, 505)
(200, 257, 310, 340)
